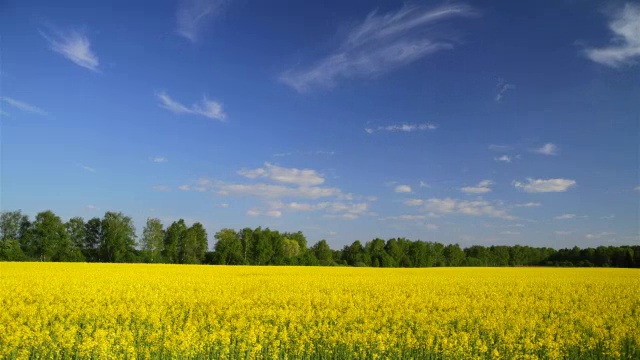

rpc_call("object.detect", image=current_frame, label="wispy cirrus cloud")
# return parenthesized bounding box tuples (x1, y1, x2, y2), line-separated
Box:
(176, 0, 226, 42)
(404, 198, 425, 206)
(513, 178, 576, 193)
(77, 164, 96, 173)
(238, 162, 324, 187)
(394, 185, 412, 193)
(423, 198, 515, 220)
(365, 123, 437, 134)
(460, 180, 493, 194)
(190, 163, 374, 219)
(156, 91, 226, 121)
(495, 78, 515, 102)
(151, 157, 167, 163)
(514, 202, 541, 208)
(532, 143, 559, 155)
(40, 28, 99, 72)
(1, 97, 48, 116)
(554, 213, 581, 220)
(586, 231, 616, 239)
(582, 3, 640, 68)
(494, 155, 511, 163)
(280, 3, 478, 92)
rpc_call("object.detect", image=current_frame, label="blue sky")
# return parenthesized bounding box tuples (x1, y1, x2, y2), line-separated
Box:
(1, 0, 639, 249)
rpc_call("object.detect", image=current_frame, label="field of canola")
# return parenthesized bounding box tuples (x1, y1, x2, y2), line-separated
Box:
(1, 263, 639, 359)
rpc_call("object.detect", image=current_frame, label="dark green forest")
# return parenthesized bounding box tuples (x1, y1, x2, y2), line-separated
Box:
(1, 210, 638, 268)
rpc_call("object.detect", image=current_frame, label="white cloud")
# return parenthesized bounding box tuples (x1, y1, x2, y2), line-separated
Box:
(488, 144, 512, 152)
(500, 231, 520, 235)
(152, 185, 171, 192)
(426, 224, 438, 230)
(217, 203, 229, 208)
(424, 198, 514, 220)
(583, 3, 640, 67)
(533, 143, 559, 156)
(157, 91, 226, 121)
(238, 162, 324, 186)
(601, 214, 615, 220)
(495, 155, 511, 163)
(635, 185, 640, 192)
(280, 4, 478, 91)
(586, 232, 616, 239)
(495, 78, 515, 102)
(555, 231, 572, 235)
(79, 164, 96, 173)
(178, 185, 191, 191)
(85, 205, 98, 210)
(366, 123, 438, 134)
(40, 29, 99, 72)
(460, 180, 493, 194)
(554, 213, 576, 220)
(176, 0, 225, 42)
(1, 97, 48, 116)
(419, 181, 430, 188)
(218, 183, 342, 199)
(515, 202, 541, 208)
(395, 184, 412, 193)
(404, 198, 424, 206)
(379, 214, 427, 221)
(513, 178, 576, 193)
(246, 209, 261, 217)
(152, 157, 167, 163)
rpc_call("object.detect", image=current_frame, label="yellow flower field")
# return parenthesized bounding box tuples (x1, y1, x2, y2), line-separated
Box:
(1, 263, 638, 359)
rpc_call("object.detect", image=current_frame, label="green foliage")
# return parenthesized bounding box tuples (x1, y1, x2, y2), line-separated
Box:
(1, 209, 639, 268)
(142, 218, 164, 263)
(164, 220, 186, 264)
(100, 212, 136, 263)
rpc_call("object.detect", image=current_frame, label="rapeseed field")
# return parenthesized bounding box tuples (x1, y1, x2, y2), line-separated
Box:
(1, 263, 638, 359)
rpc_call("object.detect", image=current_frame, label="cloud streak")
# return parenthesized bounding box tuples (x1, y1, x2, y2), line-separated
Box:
(365, 123, 437, 134)
(583, 3, 640, 68)
(176, 0, 226, 42)
(1, 97, 48, 116)
(238, 162, 324, 187)
(495, 78, 515, 102)
(424, 198, 515, 220)
(157, 91, 226, 121)
(40, 28, 99, 72)
(533, 143, 559, 156)
(460, 180, 493, 194)
(513, 178, 576, 193)
(280, 3, 478, 91)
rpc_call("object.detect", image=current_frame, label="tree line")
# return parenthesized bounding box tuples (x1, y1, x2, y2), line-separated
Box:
(1, 210, 638, 268)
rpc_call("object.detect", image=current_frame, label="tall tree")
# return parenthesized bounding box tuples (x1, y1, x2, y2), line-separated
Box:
(100, 212, 136, 263)
(164, 219, 186, 263)
(0, 211, 30, 260)
(0, 210, 27, 242)
(282, 238, 301, 258)
(444, 243, 465, 266)
(66, 217, 86, 251)
(191, 222, 208, 263)
(141, 218, 164, 263)
(84, 217, 102, 261)
(312, 239, 333, 265)
(214, 228, 244, 264)
(33, 210, 75, 261)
